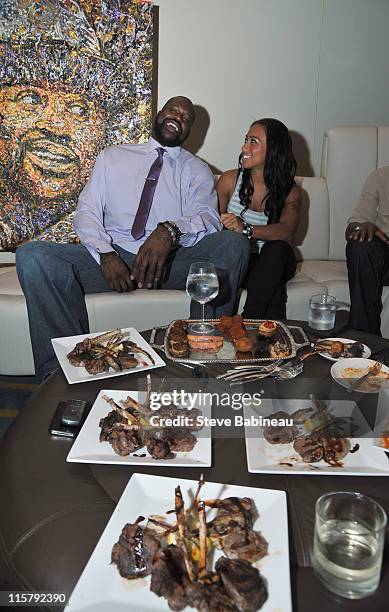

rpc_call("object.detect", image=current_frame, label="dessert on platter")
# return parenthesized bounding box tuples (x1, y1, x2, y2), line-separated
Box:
(156, 316, 309, 364)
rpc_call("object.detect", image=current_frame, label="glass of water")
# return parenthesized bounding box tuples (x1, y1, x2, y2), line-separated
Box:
(186, 261, 219, 334)
(309, 293, 336, 330)
(313, 491, 387, 599)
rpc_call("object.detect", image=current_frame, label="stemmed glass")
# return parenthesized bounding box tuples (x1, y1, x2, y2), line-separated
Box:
(186, 262, 219, 334)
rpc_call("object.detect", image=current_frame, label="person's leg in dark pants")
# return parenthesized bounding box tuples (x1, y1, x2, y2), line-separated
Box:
(159, 231, 251, 317)
(16, 241, 136, 381)
(242, 240, 296, 319)
(346, 237, 389, 335)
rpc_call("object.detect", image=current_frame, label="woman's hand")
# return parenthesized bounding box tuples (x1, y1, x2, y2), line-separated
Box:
(221, 212, 244, 232)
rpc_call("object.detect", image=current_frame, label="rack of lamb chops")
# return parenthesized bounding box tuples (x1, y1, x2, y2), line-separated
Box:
(66, 328, 155, 375)
(111, 476, 269, 611)
(99, 381, 203, 459)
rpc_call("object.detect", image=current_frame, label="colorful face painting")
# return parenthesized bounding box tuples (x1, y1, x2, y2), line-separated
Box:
(0, 0, 154, 250)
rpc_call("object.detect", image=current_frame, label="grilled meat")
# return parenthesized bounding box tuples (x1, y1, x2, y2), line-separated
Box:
(210, 497, 254, 532)
(145, 435, 175, 460)
(66, 329, 150, 374)
(151, 547, 239, 612)
(215, 557, 268, 611)
(99, 409, 127, 442)
(263, 411, 298, 444)
(150, 545, 189, 611)
(294, 434, 350, 465)
(220, 525, 268, 563)
(108, 423, 143, 456)
(160, 429, 197, 452)
(84, 358, 108, 375)
(111, 522, 160, 579)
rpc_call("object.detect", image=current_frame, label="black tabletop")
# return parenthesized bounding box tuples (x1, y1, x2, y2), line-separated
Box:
(1, 321, 389, 612)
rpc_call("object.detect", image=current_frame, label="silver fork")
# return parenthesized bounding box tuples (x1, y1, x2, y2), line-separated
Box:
(216, 360, 283, 380)
(227, 361, 303, 386)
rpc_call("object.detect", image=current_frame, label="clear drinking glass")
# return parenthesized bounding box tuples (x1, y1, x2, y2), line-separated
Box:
(313, 492, 387, 599)
(309, 293, 336, 330)
(186, 261, 219, 334)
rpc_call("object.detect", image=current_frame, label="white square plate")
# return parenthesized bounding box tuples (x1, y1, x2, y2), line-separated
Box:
(317, 337, 371, 362)
(67, 390, 212, 467)
(66, 474, 291, 612)
(244, 398, 389, 476)
(52, 328, 165, 384)
(372, 388, 389, 452)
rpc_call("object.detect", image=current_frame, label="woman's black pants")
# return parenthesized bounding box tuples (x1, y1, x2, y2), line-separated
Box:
(242, 240, 296, 319)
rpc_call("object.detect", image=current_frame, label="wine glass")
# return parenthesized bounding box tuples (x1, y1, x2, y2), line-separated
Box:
(186, 261, 219, 334)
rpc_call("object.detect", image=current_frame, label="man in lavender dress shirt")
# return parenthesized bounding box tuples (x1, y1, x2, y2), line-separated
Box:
(16, 96, 250, 380)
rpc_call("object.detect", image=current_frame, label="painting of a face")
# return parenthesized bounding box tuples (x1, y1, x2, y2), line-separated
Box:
(0, 0, 154, 249)
(0, 85, 105, 201)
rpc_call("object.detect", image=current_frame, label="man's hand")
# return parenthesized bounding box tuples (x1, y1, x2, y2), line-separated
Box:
(131, 225, 173, 288)
(100, 251, 135, 292)
(221, 213, 244, 232)
(345, 222, 389, 244)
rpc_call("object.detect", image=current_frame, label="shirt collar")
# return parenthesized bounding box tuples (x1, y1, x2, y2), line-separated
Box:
(147, 137, 181, 160)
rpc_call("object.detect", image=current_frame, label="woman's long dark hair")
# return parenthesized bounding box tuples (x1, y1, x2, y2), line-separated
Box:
(238, 118, 297, 224)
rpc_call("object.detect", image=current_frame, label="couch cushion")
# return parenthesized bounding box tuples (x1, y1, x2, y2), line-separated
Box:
(294, 177, 329, 261)
(86, 289, 190, 332)
(299, 260, 348, 284)
(378, 126, 389, 167)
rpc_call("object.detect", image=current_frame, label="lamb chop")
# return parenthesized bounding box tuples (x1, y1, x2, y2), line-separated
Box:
(150, 545, 191, 611)
(294, 434, 350, 465)
(160, 428, 197, 452)
(111, 521, 161, 579)
(262, 411, 298, 444)
(219, 525, 268, 563)
(145, 434, 175, 460)
(108, 423, 143, 456)
(208, 497, 254, 533)
(215, 557, 268, 611)
(206, 497, 268, 563)
(99, 409, 127, 442)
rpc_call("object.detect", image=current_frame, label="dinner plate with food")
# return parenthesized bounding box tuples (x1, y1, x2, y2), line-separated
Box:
(52, 327, 165, 384)
(314, 337, 370, 362)
(331, 358, 389, 393)
(150, 316, 309, 364)
(67, 390, 211, 467)
(66, 473, 291, 612)
(244, 398, 389, 476)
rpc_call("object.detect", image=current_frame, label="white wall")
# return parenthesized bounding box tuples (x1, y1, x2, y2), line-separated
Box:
(156, 0, 389, 176)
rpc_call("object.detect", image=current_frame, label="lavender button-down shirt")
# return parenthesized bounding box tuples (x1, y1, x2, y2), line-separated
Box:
(73, 137, 221, 263)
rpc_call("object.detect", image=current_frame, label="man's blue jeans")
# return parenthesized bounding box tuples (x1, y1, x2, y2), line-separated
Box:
(16, 231, 250, 381)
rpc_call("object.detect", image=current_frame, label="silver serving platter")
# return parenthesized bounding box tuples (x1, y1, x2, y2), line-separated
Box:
(149, 319, 309, 364)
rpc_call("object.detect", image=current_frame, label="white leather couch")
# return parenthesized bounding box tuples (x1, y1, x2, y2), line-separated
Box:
(1, 125, 389, 376)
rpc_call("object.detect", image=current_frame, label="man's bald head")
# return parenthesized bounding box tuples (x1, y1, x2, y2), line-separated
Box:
(153, 96, 195, 147)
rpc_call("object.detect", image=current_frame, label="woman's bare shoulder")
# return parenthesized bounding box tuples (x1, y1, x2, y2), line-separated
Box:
(217, 169, 239, 191)
(287, 184, 302, 203)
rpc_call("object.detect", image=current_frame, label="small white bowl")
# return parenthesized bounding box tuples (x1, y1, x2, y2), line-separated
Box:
(331, 358, 389, 394)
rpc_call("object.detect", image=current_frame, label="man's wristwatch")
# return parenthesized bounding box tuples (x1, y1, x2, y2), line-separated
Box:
(242, 222, 253, 239)
(158, 221, 183, 247)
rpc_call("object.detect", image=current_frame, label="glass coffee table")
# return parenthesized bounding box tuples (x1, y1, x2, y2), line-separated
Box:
(0, 321, 388, 611)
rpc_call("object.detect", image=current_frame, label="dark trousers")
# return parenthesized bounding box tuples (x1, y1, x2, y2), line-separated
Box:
(242, 240, 297, 319)
(346, 237, 389, 336)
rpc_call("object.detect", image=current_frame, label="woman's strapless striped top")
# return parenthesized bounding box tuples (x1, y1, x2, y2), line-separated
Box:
(226, 173, 267, 253)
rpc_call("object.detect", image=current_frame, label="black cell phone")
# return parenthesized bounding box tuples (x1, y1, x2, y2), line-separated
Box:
(49, 399, 90, 438)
